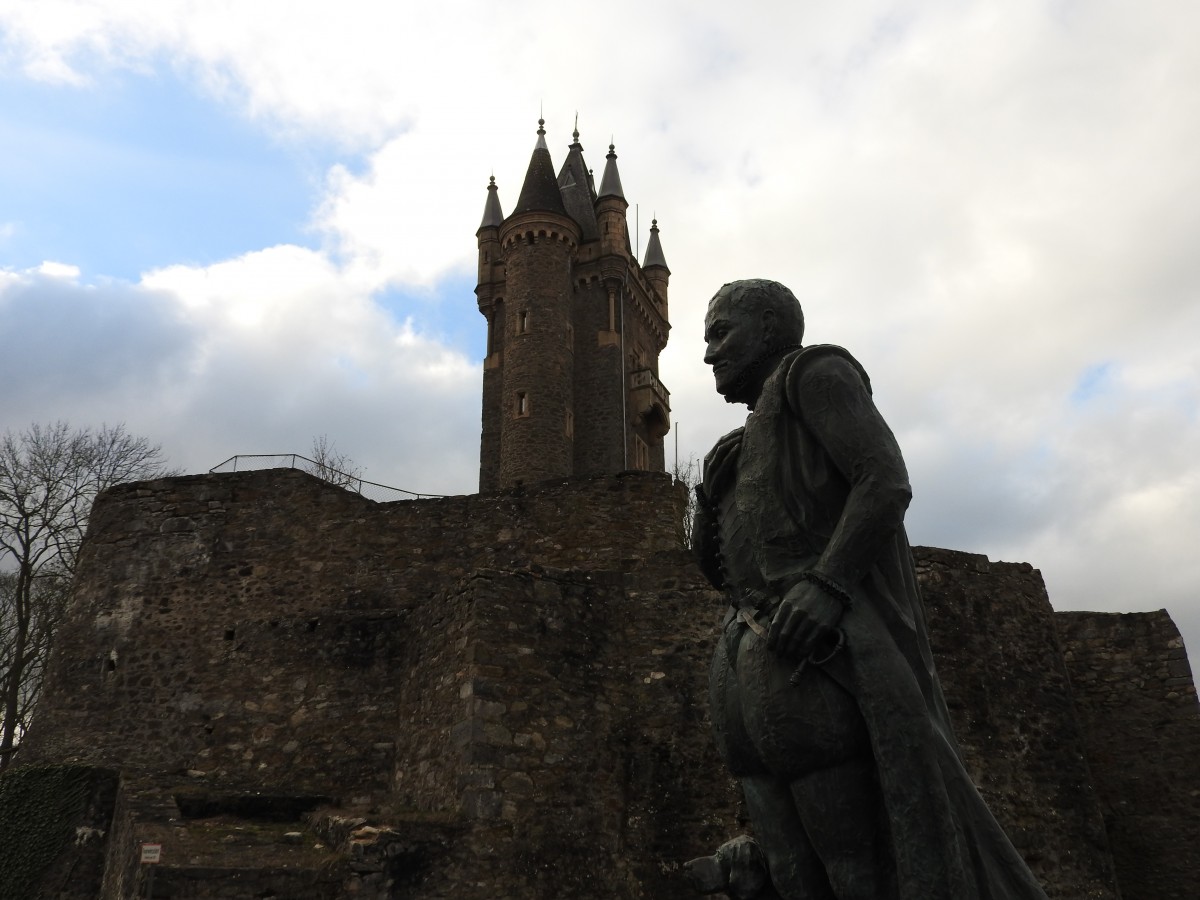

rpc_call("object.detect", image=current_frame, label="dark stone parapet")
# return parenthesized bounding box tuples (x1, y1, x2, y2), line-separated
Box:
(915, 547, 1122, 898)
(12, 472, 1197, 897)
(1056, 610, 1200, 900)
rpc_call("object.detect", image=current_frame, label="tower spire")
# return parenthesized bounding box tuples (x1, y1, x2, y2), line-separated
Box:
(558, 116, 599, 240)
(514, 118, 567, 216)
(597, 141, 625, 200)
(478, 175, 504, 232)
(642, 216, 671, 305)
(643, 217, 669, 271)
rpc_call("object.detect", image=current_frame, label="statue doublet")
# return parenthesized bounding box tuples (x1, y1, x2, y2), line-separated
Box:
(699, 344, 889, 601)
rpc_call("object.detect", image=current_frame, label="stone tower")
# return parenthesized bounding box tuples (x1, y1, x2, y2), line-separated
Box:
(476, 119, 672, 491)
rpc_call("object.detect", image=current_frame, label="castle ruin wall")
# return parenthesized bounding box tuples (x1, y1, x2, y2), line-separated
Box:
(1056, 610, 1200, 900)
(15, 469, 1197, 896)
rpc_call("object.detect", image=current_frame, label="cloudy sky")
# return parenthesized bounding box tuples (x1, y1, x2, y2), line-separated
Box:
(1, 1, 1198, 654)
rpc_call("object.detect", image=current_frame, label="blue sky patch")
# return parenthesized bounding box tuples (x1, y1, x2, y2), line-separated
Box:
(373, 270, 485, 360)
(1069, 361, 1115, 405)
(0, 67, 352, 278)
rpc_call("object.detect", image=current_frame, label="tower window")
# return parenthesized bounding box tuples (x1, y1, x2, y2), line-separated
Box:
(518, 310, 529, 334)
(634, 437, 649, 470)
(516, 392, 530, 417)
(565, 410, 574, 438)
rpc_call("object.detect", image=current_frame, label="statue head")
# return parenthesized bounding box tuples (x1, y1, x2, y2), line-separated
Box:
(704, 279, 805, 407)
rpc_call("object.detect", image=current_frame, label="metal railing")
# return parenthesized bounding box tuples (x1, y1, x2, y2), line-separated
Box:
(208, 454, 445, 502)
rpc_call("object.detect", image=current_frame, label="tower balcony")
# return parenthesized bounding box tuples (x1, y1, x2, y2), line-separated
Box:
(629, 368, 671, 440)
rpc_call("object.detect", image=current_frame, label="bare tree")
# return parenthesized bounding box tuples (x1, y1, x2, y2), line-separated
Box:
(0, 422, 174, 770)
(303, 434, 363, 489)
(672, 454, 702, 550)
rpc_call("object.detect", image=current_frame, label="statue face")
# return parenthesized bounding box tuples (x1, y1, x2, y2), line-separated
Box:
(703, 292, 767, 400)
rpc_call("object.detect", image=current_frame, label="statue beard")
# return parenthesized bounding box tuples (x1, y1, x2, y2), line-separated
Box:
(720, 344, 802, 407)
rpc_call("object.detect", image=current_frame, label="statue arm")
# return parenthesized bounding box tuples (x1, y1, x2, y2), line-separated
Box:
(691, 484, 724, 590)
(786, 353, 912, 591)
(691, 427, 744, 590)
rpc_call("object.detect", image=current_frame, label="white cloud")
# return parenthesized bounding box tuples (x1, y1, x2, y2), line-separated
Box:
(35, 260, 80, 279)
(0, 252, 480, 495)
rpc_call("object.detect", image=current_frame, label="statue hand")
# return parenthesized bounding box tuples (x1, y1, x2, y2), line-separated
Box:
(766, 580, 844, 660)
(683, 835, 771, 899)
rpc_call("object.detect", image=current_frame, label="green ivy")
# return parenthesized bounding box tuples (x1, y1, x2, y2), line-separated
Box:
(0, 764, 96, 899)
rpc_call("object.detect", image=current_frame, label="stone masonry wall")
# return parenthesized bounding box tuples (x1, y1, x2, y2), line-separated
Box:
(23, 472, 409, 795)
(401, 563, 740, 898)
(478, 350, 503, 492)
(1055, 611, 1200, 900)
(0, 765, 117, 899)
(916, 548, 1121, 899)
(572, 278, 626, 476)
(22, 469, 738, 898)
(20, 469, 1197, 897)
(24, 469, 689, 793)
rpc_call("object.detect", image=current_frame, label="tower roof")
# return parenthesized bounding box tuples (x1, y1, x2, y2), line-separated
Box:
(597, 142, 626, 201)
(513, 119, 569, 217)
(557, 124, 600, 241)
(478, 175, 504, 232)
(643, 218, 669, 272)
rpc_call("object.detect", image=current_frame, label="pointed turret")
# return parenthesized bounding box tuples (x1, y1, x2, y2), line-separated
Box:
(642, 217, 670, 304)
(597, 142, 625, 200)
(595, 142, 630, 257)
(557, 124, 600, 241)
(476, 175, 507, 491)
(513, 119, 569, 217)
(477, 175, 504, 301)
(642, 218, 668, 270)
(478, 175, 504, 232)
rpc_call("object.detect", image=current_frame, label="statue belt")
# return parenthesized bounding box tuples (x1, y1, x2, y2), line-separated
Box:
(727, 586, 778, 613)
(724, 589, 846, 686)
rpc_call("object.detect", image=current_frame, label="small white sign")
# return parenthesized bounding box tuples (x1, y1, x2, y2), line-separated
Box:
(140, 843, 162, 864)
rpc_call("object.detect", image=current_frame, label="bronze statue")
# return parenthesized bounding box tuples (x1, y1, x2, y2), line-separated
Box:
(688, 280, 1048, 899)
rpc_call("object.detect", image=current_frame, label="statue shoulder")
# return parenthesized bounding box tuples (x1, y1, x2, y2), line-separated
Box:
(784, 344, 873, 407)
(701, 426, 744, 506)
(703, 427, 744, 471)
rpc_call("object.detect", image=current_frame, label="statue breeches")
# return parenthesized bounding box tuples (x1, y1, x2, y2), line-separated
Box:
(710, 615, 869, 781)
